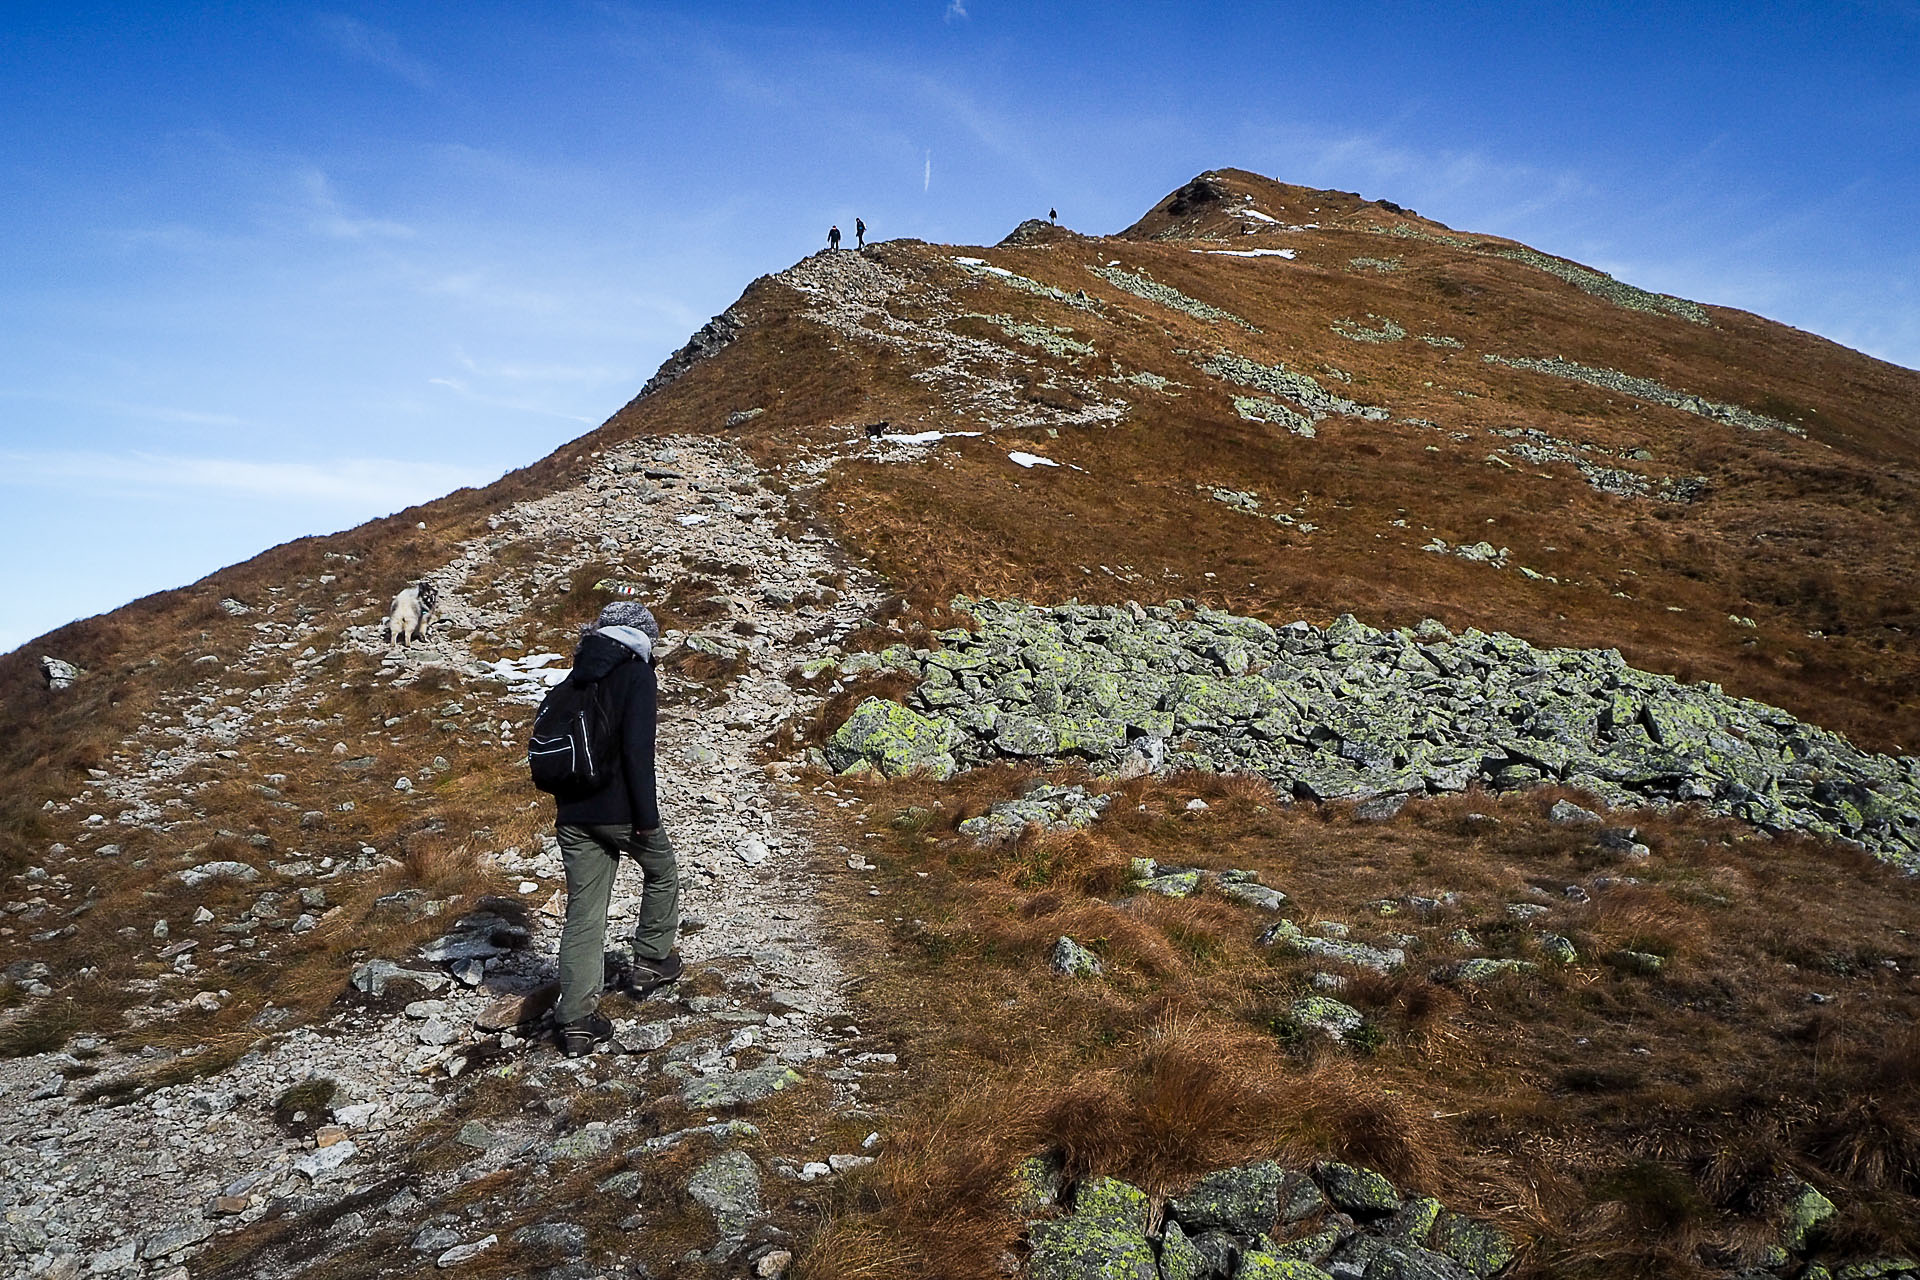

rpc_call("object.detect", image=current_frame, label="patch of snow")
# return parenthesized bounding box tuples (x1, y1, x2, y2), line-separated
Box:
(953, 256, 1014, 278)
(1230, 207, 1279, 224)
(490, 653, 570, 702)
(676, 513, 711, 527)
(1008, 451, 1060, 469)
(880, 430, 984, 445)
(1197, 248, 1297, 259)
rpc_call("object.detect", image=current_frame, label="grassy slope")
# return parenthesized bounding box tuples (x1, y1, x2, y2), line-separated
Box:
(2, 167, 1917, 1277)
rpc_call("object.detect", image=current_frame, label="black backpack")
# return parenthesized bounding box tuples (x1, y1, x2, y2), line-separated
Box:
(528, 672, 623, 798)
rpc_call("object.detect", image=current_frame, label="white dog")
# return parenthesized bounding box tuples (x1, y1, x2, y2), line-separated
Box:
(383, 581, 440, 646)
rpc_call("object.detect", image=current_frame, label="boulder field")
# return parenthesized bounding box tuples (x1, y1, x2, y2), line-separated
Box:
(822, 599, 1920, 870)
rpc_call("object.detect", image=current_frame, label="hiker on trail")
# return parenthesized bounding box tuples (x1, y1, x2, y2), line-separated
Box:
(534, 601, 681, 1057)
(855, 217, 866, 248)
(828, 224, 841, 250)
(1049, 207, 1057, 223)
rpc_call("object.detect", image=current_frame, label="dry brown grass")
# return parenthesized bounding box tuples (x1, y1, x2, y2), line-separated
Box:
(784, 768, 1920, 1278)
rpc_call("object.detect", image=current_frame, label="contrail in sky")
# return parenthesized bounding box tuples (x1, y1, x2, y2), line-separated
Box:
(924, 151, 931, 192)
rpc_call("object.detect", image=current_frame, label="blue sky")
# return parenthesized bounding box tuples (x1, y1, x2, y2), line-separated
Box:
(3, 1, 1916, 654)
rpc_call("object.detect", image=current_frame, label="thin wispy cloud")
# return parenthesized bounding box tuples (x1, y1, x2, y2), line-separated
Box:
(0, 451, 489, 509)
(945, 1, 969, 20)
(1257, 125, 1597, 225)
(453, 349, 624, 385)
(427, 377, 600, 424)
(0, 389, 246, 429)
(313, 13, 437, 90)
(298, 168, 415, 240)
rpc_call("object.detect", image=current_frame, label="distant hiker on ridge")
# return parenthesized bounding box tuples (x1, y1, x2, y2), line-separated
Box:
(527, 601, 682, 1057)
(828, 224, 841, 251)
(1049, 207, 1057, 223)
(855, 217, 866, 248)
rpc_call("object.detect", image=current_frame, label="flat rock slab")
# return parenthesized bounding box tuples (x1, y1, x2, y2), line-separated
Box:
(473, 984, 558, 1032)
(687, 1149, 763, 1241)
(680, 1064, 803, 1109)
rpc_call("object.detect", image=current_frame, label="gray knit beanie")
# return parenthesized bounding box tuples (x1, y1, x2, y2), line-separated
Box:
(592, 600, 660, 638)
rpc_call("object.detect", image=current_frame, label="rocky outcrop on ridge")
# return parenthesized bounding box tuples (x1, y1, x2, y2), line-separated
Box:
(822, 600, 1920, 869)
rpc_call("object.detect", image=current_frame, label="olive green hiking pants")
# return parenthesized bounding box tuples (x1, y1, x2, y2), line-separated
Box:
(554, 824, 678, 1025)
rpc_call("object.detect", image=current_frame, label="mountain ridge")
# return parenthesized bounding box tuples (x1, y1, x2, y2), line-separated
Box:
(2, 167, 1919, 1280)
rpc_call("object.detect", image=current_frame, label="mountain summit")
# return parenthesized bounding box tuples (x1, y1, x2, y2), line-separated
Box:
(3, 169, 1918, 1279)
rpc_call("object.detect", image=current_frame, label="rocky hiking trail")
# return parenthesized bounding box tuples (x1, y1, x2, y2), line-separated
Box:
(1, 436, 897, 1280)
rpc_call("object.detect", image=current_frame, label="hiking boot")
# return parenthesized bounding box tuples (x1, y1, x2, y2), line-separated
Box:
(618, 951, 684, 995)
(556, 1012, 613, 1058)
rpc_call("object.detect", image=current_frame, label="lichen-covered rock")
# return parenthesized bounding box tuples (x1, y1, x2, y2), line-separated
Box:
(1548, 799, 1602, 826)
(1291, 997, 1365, 1041)
(1302, 938, 1404, 973)
(687, 1149, 762, 1242)
(1190, 1230, 1240, 1276)
(1134, 869, 1202, 898)
(1278, 1174, 1330, 1223)
(1834, 1261, 1920, 1279)
(1268, 1227, 1341, 1264)
(1012, 1155, 1064, 1216)
(679, 1063, 802, 1109)
(961, 784, 1111, 844)
(1168, 1160, 1288, 1237)
(1779, 1180, 1836, 1252)
(1537, 934, 1578, 965)
(1259, 919, 1307, 950)
(1157, 1221, 1208, 1280)
(1359, 1241, 1477, 1279)
(1383, 1197, 1443, 1244)
(1438, 958, 1536, 984)
(1028, 1176, 1156, 1280)
(1432, 1212, 1516, 1277)
(824, 697, 958, 778)
(1236, 1252, 1335, 1279)
(1316, 1163, 1400, 1215)
(1050, 936, 1104, 978)
(1606, 949, 1665, 975)
(1218, 880, 1289, 912)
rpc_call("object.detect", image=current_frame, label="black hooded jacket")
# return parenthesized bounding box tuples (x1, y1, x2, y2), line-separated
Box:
(552, 632, 659, 830)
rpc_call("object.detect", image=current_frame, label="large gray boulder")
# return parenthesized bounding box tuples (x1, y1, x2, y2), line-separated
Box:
(41, 657, 81, 690)
(824, 697, 959, 778)
(1168, 1160, 1288, 1236)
